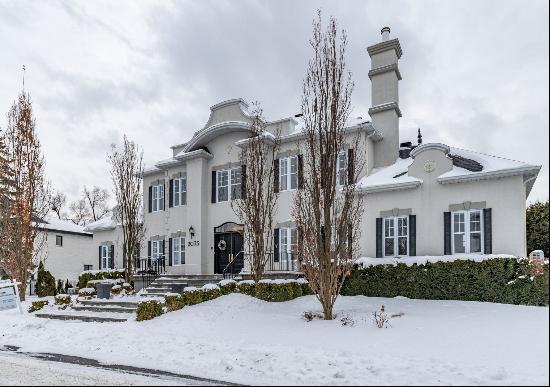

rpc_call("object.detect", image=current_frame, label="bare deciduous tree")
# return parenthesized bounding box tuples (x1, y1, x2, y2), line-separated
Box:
(0, 91, 50, 300)
(50, 191, 67, 219)
(293, 12, 364, 320)
(69, 197, 91, 226)
(108, 135, 145, 282)
(83, 186, 110, 222)
(232, 104, 280, 282)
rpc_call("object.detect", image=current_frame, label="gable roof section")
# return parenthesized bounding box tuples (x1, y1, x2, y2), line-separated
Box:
(36, 216, 92, 237)
(358, 144, 541, 197)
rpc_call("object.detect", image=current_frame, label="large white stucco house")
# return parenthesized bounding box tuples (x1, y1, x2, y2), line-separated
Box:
(85, 28, 540, 278)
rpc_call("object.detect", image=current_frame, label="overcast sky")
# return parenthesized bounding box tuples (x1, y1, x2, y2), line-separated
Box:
(0, 0, 548, 206)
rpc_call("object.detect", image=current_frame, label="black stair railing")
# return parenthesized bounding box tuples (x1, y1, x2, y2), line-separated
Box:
(134, 256, 166, 288)
(222, 251, 244, 280)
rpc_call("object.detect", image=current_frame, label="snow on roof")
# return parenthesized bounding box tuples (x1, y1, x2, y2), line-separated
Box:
(358, 157, 422, 193)
(38, 216, 91, 235)
(84, 216, 117, 232)
(358, 144, 540, 194)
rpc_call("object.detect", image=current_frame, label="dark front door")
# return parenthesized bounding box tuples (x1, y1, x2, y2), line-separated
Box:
(214, 232, 244, 274)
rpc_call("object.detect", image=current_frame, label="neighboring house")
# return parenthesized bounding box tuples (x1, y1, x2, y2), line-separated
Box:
(89, 27, 541, 277)
(35, 216, 94, 283)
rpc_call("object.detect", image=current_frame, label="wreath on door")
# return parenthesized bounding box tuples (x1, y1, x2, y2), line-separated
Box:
(218, 240, 227, 251)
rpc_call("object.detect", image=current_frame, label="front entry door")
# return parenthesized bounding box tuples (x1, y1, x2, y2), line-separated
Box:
(214, 232, 244, 274)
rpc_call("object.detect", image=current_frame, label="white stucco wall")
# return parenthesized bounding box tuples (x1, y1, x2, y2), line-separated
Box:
(41, 231, 94, 283)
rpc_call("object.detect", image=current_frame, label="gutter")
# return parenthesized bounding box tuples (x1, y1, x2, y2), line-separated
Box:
(438, 165, 542, 185)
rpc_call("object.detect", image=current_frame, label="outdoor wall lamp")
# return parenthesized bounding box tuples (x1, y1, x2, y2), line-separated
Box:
(189, 226, 195, 239)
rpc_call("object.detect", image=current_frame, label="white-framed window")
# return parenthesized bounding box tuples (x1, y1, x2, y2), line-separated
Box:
(279, 156, 298, 192)
(152, 184, 164, 212)
(336, 150, 347, 186)
(279, 227, 298, 262)
(452, 210, 483, 254)
(100, 245, 112, 269)
(216, 167, 241, 202)
(151, 240, 163, 261)
(173, 176, 187, 207)
(383, 216, 408, 257)
(172, 237, 186, 265)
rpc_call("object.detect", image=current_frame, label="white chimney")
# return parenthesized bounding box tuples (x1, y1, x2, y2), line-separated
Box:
(367, 27, 403, 168)
(381, 26, 391, 41)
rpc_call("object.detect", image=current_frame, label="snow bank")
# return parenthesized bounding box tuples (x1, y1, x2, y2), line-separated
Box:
(356, 254, 517, 268)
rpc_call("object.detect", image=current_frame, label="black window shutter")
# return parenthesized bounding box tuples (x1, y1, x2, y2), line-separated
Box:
(109, 245, 114, 269)
(274, 228, 280, 262)
(347, 148, 355, 185)
(273, 159, 280, 193)
(162, 183, 166, 211)
(297, 154, 304, 189)
(211, 171, 217, 203)
(241, 165, 247, 200)
(483, 208, 492, 254)
(444, 212, 452, 255)
(168, 238, 173, 266)
(409, 215, 417, 256)
(376, 218, 383, 258)
(169, 179, 174, 208)
(162, 239, 166, 270)
(98, 246, 102, 270)
(122, 250, 127, 270)
(347, 223, 353, 259)
(147, 240, 152, 258)
(148, 186, 152, 213)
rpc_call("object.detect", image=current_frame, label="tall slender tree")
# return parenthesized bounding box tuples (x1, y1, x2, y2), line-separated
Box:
(293, 12, 364, 320)
(0, 91, 50, 300)
(232, 104, 280, 282)
(108, 135, 145, 282)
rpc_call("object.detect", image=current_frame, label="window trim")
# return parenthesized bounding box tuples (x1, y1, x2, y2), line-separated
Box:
(216, 167, 241, 202)
(151, 184, 164, 212)
(100, 245, 112, 270)
(383, 215, 409, 257)
(151, 240, 163, 261)
(451, 209, 484, 254)
(279, 156, 298, 192)
(336, 150, 348, 187)
(173, 176, 187, 207)
(172, 236, 186, 266)
(55, 235, 63, 247)
(279, 227, 297, 263)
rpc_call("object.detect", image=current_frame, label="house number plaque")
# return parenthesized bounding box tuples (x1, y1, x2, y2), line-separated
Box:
(188, 241, 200, 247)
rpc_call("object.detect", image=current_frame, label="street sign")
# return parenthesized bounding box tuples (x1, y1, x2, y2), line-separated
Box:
(0, 279, 23, 314)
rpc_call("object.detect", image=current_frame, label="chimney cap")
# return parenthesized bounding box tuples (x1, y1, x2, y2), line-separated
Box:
(381, 26, 391, 41)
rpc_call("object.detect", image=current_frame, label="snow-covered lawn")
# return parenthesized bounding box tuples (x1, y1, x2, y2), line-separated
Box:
(1, 294, 548, 385)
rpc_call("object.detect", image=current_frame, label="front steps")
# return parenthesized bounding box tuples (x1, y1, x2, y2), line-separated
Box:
(139, 275, 224, 297)
(33, 299, 140, 323)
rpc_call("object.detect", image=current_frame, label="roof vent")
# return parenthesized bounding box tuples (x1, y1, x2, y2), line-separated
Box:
(449, 154, 483, 172)
(381, 26, 391, 41)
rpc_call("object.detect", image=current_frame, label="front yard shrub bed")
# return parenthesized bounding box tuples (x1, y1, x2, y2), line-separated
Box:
(54, 294, 71, 305)
(28, 300, 49, 313)
(136, 300, 164, 321)
(77, 269, 125, 290)
(341, 257, 549, 306)
(237, 280, 256, 297)
(256, 280, 302, 302)
(164, 294, 184, 312)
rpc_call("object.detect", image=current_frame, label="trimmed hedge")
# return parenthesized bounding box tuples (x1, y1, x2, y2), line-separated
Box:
(164, 294, 185, 312)
(77, 270, 125, 290)
(136, 300, 164, 321)
(256, 280, 302, 302)
(28, 300, 49, 313)
(237, 281, 256, 297)
(54, 294, 71, 305)
(341, 258, 549, 306)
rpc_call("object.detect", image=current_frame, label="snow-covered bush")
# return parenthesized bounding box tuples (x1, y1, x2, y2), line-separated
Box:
(164, 293, 184, 312)
(28, 300, 49, 313)
(181, 287, 203, 305)
(86, 278, 125, 290)
(342, 257, 549, 306)
(77, 269, 125, 289)
(237, 280, 256, 297)
(54, 294, 71, 306)
(110, 285, 123, 296)
(122, 282, 134, 293)
(78, 287, 96, 299)
(219, 279, 237, 295)
(136, 300, 164, 321)
(256, 280, 298, 302)
(36, 261, 56, 297)
(297, 278, 313, 296)
(201, 284, 222, 301)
